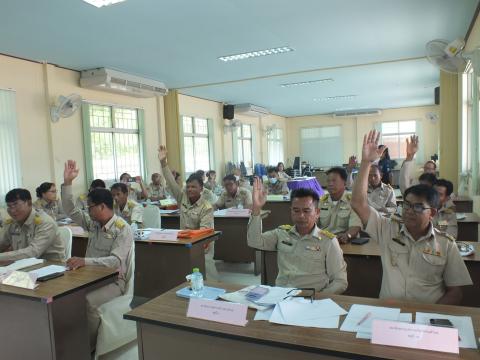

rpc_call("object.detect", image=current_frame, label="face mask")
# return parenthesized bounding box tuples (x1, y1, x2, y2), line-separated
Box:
(234, 175, 240, 181)
(269, 178, 278, 184)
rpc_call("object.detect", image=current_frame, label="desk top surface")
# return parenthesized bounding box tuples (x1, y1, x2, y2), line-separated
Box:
(161, 209, 270, 219)
(135, 230, 221, 246)
(0, 262, 117, 302)
(126, 282, 480, 360)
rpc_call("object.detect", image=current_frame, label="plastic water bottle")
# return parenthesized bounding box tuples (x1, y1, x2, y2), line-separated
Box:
(191, 268, 204, 297)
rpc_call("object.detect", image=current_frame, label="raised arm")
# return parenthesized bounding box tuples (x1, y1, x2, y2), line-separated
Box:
(346, 155, 357, 189)
(399, 135, 418, 194)
(158, 146, 182, 203)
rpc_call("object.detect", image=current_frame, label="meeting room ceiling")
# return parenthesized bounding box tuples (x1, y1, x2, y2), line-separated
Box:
(0, 0, 478, 116)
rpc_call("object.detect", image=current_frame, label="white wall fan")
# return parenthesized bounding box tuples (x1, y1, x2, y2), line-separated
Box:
(50, 94, 82, 123)
(426, 38, 468, 74)
(223, 118, 242, 133)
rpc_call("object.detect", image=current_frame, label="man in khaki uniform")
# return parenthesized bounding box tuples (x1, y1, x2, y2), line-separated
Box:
(214, 174, 253, 210)
(352, 131, 472, 305)
(266, 167, 289, 195)
(111, 183, 143, 226)
(433, 179, 458, 239)
(147, 173, 167, 201)
(0, 188, 65, 261)
(319, 167, 361, 243)
(62, 160, 134, 349)
(248, 178, 347, 293)
(76, 179, 106, 210)
(367, 164, 397, 215)
(194, 170, 218, 206)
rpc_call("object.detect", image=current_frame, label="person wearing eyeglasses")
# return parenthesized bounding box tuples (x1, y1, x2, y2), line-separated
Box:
(248, 179, 347, 293)
(61, 160, 134, 350)
(351, 130, 472, 305)
(76, 179, 106, 210)
(0, 188, 65, 261)
(33, 182, 67, 221)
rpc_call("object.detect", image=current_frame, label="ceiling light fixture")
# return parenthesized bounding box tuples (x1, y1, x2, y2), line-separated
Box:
(314, 95, 357, 102)
(82, 0, 126, 8)
(218, 47, 294, 62)
(280, 78, 334, 88)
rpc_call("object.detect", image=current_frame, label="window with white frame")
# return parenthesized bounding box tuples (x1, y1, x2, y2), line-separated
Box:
(236, 124, 253, 168)
(461, 65, 473, 173)
(84, 104, 145, 182)
(182, 116, 211, 176)
(0, 89, 22, 203)
(300, 126, 343, 167)
(267, 127, 284, 166)
(380, 120, 416, 159)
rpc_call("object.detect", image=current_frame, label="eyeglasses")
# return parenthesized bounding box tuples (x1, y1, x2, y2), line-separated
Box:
(87, 203, 101, 211)
(402, 200, 432, 214)
(7, 201, 27, 210)
(283, 288, 316, 303)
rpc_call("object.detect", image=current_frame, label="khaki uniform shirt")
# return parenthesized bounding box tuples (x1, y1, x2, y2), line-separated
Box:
(318, 192, 362, 234)
(247, 215, 347, 293)
(267, 181, 289, 195)
(201, 188, 217, 206)
(368, 183, 397, 215)
(162, 165, 214, 230)
(114, 199, 143, 225)
(433, 202, 458, 239)
(215, 188, 252, 209)
(33, 198, 67, 221)
(62, 184, 133, 291)
(399, 160, 420, 194)
(0, 209, 65, 261)
(147, 183, 167, 200)
(365, 207, 472, 303)
(128, 182, 143, 201)
(76, 193, 88, 211)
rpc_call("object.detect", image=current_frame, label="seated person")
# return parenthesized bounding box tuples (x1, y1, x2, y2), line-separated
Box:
(277, 162, 291, 181)
(233, 167, 251, 190)
(351, 131, 472, 305)
(399, 135, 438, 193)
(0, 188, 65, 261)
(171, 169, 182, 187)
(214, 174, 252, 210)
(433, 179, 457, 239)
(418, 172, 437, 187)
(147, 173, 167, 201)
(366, 164, 397, 215)
(266, 167, 289, 195)
(319, 167, 361, 243)
(34, 182, 67, 220)
(119, 172, 148, 201)
(76, 179, 106, 210)
(204, 170, 218, 192)
(61, 161, 133, 350)
(345, 155, 358, 189)
(247, 178, 347, 293)
(195, 170, 217, 205)
(110, 183, 143, 226)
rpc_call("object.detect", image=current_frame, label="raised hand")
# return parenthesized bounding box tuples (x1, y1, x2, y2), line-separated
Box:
(252, 177, 267, 215)
(347, 155, 357, 172)
(63, 160, 79, 185)
(405, 135, 419, 160)
(158, 145, 168, 166)
(362, 130, 385, 163)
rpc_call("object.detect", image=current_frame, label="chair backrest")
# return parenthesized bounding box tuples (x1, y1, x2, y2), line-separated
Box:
(58, 226, 72, 260)
(124, 242, 135, 295)
(142, 204, 161, 228)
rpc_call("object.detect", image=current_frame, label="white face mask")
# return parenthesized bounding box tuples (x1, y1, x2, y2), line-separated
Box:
(234, 175, 240, 181)
(269, 177, 278, 184)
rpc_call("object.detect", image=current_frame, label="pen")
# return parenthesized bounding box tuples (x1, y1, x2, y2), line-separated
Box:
(356, 312, 372, 326)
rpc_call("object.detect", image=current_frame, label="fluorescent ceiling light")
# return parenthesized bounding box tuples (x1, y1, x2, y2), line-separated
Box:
(218, 47, 294, 62)
(280, 78, 334, 88)
(314, 95, 357, 102)
(83, 0, 126, 8)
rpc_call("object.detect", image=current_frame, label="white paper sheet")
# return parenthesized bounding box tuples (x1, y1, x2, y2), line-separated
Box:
(220, 285, 299, 311)
(0, 258, 44, 274)
(278, 298, 347, 322)
(340, 304, 401, 333)
(356, 313, 412, 339)
(254, 308, 274, 321)
(29, 264, 67, 278)
(269, 301, 340, 329)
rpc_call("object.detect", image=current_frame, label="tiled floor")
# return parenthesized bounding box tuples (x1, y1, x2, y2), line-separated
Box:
(108, 260, 260, 360)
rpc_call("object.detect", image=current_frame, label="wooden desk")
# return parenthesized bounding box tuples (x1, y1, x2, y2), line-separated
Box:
(0, 263, 117, 360)
(134, 231, 221, 300)
(125, 282, 480, 360)
(454, 196, 473, 213)
(262, 200, 291, 231)
(260, 242, 480, 307)
(458, 213, 479, 242)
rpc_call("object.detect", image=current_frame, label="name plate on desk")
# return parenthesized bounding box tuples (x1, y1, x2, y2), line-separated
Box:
(371, 320, 459, 354)
(187, 298, 248, 326)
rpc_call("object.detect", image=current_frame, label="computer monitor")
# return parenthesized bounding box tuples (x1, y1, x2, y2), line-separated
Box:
(293, 156, 300, 170)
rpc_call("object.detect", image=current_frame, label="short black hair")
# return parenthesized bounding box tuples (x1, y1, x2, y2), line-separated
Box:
(435, 179, 454, 196)
(267, 166, 278, 174)
(195, 170, 205, 178)
(111, 182, 128, 194)
(206, 170, 216, 178)
(119, 173, 130, 181)
(326, 167, 348, 182)
(6, 188, 32, 203)
(290, 188, 319, 207)
(418, 173, 437, 186)
(186, 174, 204, 187)
(223, 174, 237, 183)
(90, 179, 106, 189)
(404, 184, 439, 209)
(369, 164, 382, 174)
(36, 182, 54, 198)
(88, 188, 114, 210)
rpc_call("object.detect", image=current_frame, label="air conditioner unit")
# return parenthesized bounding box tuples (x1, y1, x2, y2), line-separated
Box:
(234, 103, 270, 117)
(332, 109, 382, 118)
(80, 68, 168, 98)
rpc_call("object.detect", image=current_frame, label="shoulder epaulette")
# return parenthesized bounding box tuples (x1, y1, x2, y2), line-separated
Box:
(434, 228, 456, 242)
(115, 219, 125, 229)
(320, 229, 335, 239)
(278, 224, 293, 231)
(34, 215, 42, 225)
(4, 218, 13, 225)
(79, 194, 87, 200)
(346, 193, 352, 201)
(320, 194, 329, 202)
(127, 200, 136, 209)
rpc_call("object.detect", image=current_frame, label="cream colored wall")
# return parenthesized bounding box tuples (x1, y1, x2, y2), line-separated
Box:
(0, 54, 164, 198)
(286, 105, 440, 168)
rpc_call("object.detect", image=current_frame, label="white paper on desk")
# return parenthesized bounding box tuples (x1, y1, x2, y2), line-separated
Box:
(148, 229, 179, 241)
(253, 286, 301, 307)
(356, 313, 412, 339)
(57, 217, 73, 225)
(159, 209, 179, 214)
(28, 265, 67, 278)
(340, 304, 401, 333)
(220, 285, 298, 311)
(415, 312, 478, 349)
(269, 301, 340, 329)
(254, 308, 274, 321)
(2, 271, 38, 289)
(0, 257, 44, 274)
(68, 225, 86, 236)
(278, 298, 347, 322)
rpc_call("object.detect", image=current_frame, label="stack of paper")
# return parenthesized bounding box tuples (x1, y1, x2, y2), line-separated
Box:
(68, 225, 87, 236)
(28, 264, 67, 278)
(0, 258, 44, 275)
(340, 304, 402, 338)
(220, 285, 299, 311)
(415, 312, 478, 349)
(159, 209, 179, 214)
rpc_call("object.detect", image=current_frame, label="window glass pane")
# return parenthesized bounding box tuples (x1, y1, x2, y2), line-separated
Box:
(183, 116, 193, 134)
(91, 132, 115, 180)
(320, 126, 340, 137)
(184, 136, 195, 173)
(114, 133, 141, 178)
(194, 118, 208, 135)
(237, 139, 244, 162)
(236, 126, 242, 137)
(399, 120, 416, 133)
(381, 122, 398, 134)
(242, 139, 252, 167)
(90, 105, 112, 128)
(114, 108, 138, 130)
(242, 124, 251, 138)
(194, 137, 210, 171)
(300, 126, 343, 167)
